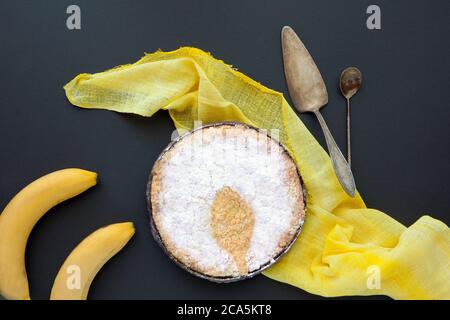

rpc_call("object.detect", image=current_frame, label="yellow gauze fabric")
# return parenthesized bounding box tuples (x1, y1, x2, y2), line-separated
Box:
(64, 47, 450, 299)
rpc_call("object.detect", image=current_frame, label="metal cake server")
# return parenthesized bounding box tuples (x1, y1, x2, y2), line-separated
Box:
(281, 26, 356, 197)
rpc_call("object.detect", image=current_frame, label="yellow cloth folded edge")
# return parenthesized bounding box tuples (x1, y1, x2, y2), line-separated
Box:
(64, 47, 450, 299)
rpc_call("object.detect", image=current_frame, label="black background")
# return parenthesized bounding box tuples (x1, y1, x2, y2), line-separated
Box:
(0, 0, 448, 300)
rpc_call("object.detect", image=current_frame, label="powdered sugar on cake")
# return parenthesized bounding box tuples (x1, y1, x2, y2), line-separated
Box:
(151, 124, 304, 278)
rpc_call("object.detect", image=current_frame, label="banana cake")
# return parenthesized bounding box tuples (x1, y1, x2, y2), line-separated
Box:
(148, 123, 306, 281)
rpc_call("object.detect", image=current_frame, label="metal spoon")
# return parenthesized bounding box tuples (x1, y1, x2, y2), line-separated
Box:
(282, 26, 356, 197)
(340, 67, 362, 167)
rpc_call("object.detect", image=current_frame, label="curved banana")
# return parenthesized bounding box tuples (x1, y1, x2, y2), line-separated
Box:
(0, 168, 97, 300)
(50, 222, 135, 300)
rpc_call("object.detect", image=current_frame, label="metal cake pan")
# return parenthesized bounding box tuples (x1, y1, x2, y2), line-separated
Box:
(146, 122, 307, 283)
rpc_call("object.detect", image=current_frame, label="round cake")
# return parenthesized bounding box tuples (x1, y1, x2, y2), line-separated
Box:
(148, 123, 306, 281)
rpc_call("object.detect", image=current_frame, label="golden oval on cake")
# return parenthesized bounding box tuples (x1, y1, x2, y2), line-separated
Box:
(147, 123, 306, 282)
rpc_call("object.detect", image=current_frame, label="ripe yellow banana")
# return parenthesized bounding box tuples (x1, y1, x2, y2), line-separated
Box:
(50, 222, 135, 300)
(0, 168, 97, 300)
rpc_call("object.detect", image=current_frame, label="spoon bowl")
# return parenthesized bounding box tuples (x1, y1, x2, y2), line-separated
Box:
(340, 67, 362, 100)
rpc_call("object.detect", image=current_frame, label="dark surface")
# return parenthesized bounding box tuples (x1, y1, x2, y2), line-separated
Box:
(0, 0, 448, 300)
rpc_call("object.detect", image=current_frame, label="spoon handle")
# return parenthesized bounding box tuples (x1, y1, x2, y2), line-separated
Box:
(313, 110, 356, 197)
(346, 99, 351, 167)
